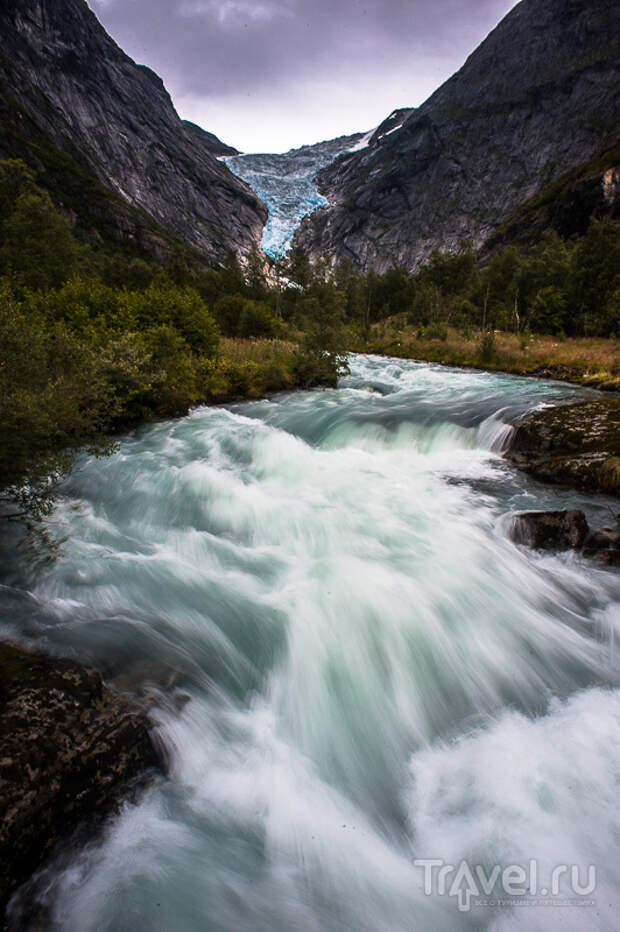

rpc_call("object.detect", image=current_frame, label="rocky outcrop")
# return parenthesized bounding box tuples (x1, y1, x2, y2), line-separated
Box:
(182, 120, 239, 159)
(0, 641, 161, 915)
(367, 109, 416, 148)
(0, 0, 267, 262)
(509, 509, 619, 565)
(507, 398, 620, 495)
(296, 0, 620, 272)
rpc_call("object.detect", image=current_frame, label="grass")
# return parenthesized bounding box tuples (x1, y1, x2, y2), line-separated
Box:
(360, 318, 620, 391)
(202, 338, 302, 402)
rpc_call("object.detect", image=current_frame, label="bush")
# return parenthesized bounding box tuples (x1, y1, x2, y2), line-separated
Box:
(213, 294, 246, 336)
(420, 321, 448, 341)
(120, 284, 219, 356)
(238, 300, 280, 339)
(479, 330, 496, 362)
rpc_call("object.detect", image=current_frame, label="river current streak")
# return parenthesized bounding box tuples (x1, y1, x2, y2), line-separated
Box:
(3, 355, 619, 931)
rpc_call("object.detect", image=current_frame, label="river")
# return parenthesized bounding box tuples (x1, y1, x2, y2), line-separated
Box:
(1, 354, 619, 931)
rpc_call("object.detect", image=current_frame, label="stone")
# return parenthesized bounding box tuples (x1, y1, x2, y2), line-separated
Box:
(0, 642, 161, 914)
(510, 510, 589, 551)
(583, 525, 620, 566)
(506, 399, 620, 496)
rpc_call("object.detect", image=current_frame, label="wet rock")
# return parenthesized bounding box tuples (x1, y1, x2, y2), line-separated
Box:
(506, 398, 620, 496)
(583, 522, 620, 566)
(0, 642, 161, 915)
(510, 510, 589, 551)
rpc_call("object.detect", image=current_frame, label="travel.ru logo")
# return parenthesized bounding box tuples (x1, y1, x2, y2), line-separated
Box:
(414, 858, 596, 912)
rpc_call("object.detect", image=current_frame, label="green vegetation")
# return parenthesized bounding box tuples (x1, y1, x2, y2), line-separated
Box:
(1, 155, 618, 515)
(323, 225, 619, 340)
(0, 161, 346, 514)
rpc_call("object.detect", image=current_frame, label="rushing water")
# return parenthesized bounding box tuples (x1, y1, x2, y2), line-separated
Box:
(2, 355, 619, 931)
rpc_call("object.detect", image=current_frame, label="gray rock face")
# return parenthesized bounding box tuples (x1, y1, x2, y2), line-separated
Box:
(182, 120, 240, 159)
(485, 144, 620, 251)
(0, 0, 267, 261)
(0, 642, 160, 915)
(296, 0, 620, 272)
(367, 108, 416, 148)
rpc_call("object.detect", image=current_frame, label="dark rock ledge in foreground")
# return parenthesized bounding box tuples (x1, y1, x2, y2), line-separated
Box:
(0, 641, 161, 917)
(506, 398, 620, 496)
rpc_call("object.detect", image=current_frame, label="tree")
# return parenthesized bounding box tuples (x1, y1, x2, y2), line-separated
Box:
(220, 249, 246, 295)
(0, 189, 79, 291)
(569, 218, 620, 336)
(245, 244, 269, 301)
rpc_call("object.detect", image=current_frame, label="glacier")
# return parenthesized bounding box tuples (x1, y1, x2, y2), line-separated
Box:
(224, 133, 365, 258)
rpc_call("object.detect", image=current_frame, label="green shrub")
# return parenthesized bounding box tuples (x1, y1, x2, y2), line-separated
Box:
(479, 330, 496, 362)
(238, 300, 280, 339)
(213, 294, 246, 336)
(422, 321, 449, 341)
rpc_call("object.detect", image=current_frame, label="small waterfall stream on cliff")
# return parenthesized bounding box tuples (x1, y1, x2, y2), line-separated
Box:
(1, 355, 619, 931)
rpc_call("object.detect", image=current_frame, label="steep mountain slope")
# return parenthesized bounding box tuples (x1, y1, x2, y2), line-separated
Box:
(296, 0, 620, 272)
(0, 0, 266, 261)
(225, 133, 365, 257)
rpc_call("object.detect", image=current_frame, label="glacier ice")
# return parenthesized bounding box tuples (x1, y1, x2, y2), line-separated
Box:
(224, 133, 365, 258)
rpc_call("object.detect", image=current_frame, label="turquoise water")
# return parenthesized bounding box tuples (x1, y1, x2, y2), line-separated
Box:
(2, 355, 619, 931)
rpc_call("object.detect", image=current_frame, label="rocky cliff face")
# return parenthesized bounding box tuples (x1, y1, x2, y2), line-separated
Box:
(0, 0, 266, 261)
(296, 0, 620, 272)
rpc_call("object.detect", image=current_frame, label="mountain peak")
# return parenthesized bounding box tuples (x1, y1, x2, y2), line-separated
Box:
(0, 0, 267, 261)
(295, 0, 620, 271)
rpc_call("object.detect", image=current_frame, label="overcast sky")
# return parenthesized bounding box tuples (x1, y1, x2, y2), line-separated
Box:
(89, 0, 517, 153)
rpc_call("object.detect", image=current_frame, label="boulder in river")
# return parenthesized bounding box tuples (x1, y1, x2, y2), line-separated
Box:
(506, 398, 620, 496)
(509, 508, 620, 565)
(0, 642, 161, 916)
(583, 523, 620, 567)
(510, 509, 589, 551)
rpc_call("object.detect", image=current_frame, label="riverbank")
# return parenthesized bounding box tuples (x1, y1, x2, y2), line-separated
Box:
(1, 329, 340, 518)
(359, 324, 620, 392)
(202, 337, 337, 403)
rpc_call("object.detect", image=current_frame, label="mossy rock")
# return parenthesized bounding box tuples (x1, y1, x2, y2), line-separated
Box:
(507, 398, 620, 495)
(0, 642, 161, 916)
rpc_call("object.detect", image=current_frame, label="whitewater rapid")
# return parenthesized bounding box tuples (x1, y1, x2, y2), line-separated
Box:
(1, 355, 619, 931)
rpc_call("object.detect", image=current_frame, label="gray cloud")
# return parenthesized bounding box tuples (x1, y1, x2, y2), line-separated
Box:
(89, 0, 517, 151)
